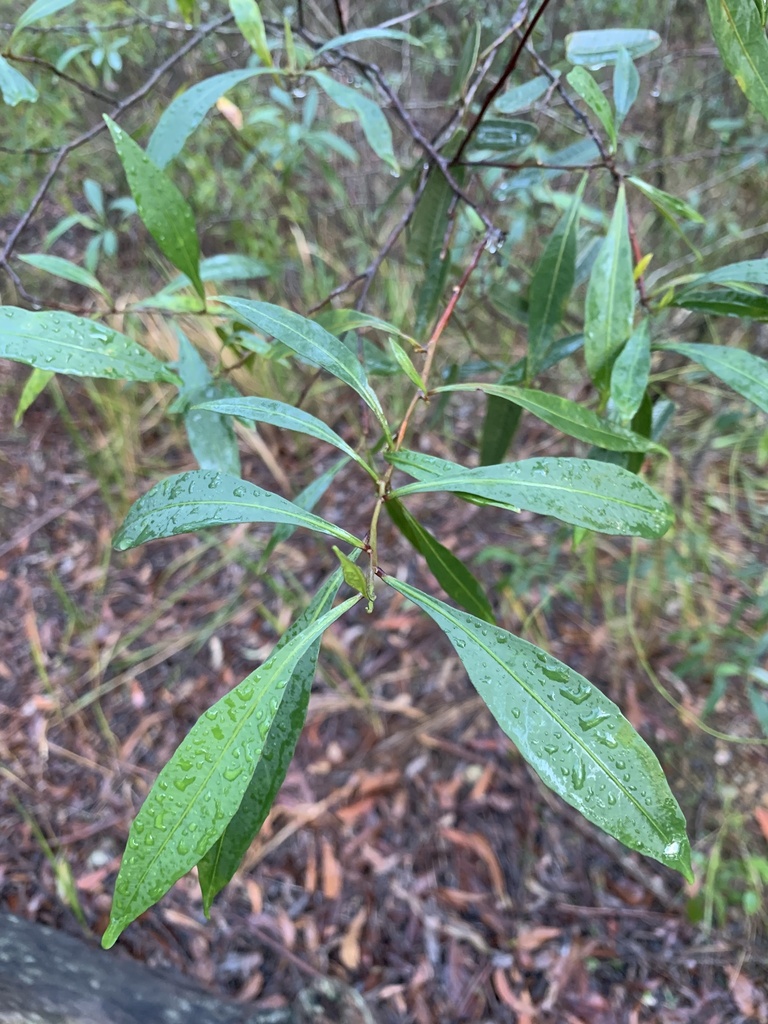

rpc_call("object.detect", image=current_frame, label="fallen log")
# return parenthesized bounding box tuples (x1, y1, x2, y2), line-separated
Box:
(0, 914, 377, 1024)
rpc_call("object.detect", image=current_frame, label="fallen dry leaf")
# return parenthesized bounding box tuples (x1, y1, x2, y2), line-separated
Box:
(339, 906, 367, 970)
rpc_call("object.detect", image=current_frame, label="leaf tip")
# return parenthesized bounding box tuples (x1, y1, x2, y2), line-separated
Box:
(100, 921, 121, 949)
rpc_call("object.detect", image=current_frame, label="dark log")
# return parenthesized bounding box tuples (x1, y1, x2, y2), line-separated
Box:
(0, 914, 377, 1024)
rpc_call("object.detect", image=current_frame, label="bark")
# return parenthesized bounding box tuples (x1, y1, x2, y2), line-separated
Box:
(0, 914, 377, 1024)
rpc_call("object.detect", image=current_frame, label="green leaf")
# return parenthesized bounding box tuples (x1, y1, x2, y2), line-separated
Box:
(314, 27, 423, 57)
(0, 307, 175, 382)
(216, 298, 391, 440)
(388, 337, 425, 390)
(706, 0, 768, 122)
(673, 288, 768, 319)
(438, 383, 664, 453)
(315, 308, 415, 346)
(14, 368, 53, 426)
(104, 116, 205, 301)
(197, 567, 347, 911)
(409, 169, 453, 265)
(408, 162, 465, 338)
(566, 67, 616, 150)
(114, 470, 363, 551)
(627, 176, 705, 224)
(333, 546, 372, 607)
(261, 457, 349, 563)
(382, 578, 692, 882)
(656, 342, 768, 414)
(527, 178, 585, 377)
(465, 118, 539, 160)
(308, 71, 398, 172)
(449, 22, 481, 101)
(195, 395, 375, 476)
(613, 47, 640, 125)
(0, 57, 38, 105)
(390, 449, 521, 513)
(18, 253, 110, 299)
(175, 331, 241, 477)
(680, 258, 768, 288)
(147, 69, 274, 168)
(480, 337, 585, 465)
(12, 0, 75, 37)
(229, 0, 273, 66)
(388, 450, 673, 538)
(610, 320, 651, 424)
(386, 497, 494, 622)
(585, 184, 634, 388)
(566, 28, 661, 68)
(101, 594, 359, 947)
(494, 75, 550, 114)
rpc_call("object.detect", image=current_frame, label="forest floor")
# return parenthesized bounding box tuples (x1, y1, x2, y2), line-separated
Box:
(1, 365, 767, 1024)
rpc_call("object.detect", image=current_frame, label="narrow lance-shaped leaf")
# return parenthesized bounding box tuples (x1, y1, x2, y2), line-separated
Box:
(147, 69, 275, 168)
(672, 289, 768, 319)
(388, 449, 673, 538)
(464, 119, 539, 160)
(18, 253, 110, 299)
(388, 337, 425, 390)
(494, 75, 550, 114)
(229, 0, 273, 67)
(14, 368, 53, 426)
(333, 547, 373, 608)
(315, 308, 416, 346)
(0, 57, 38, 105)
(627, 176, 704, 225)
(527, 177, 585, 377)
(449, 22, 481, 101)
(680, 258, 768, 288)
(197, 565, 349, 911)
(314, 27, 422, 57)
(104, 116, 205, 301)
(656, 342, 768, 415)
(197, 395, 376, 478)
(308, 71, 398, 173)
(0, 307, 176, 383)
(610, 320, 651, 424)
(114, 470, 364, 551)
(385, 497, 495, 623)
(566, 67, 616, 150)
(12, 0, 76, 38)
(565, 28, 661, 67)
(175, 330, 241, 477)
(259, 457, 349, 567)
(216, 298, 391, 441)
(706, 0, 768, 122)
(383, 577, 692, 882)
(102, 594, 360, 947)
(480, 336, 585, 465)
(438, 382, 664, 453)
(585, 183, 635, 389)
(613, 47, 639, 126)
